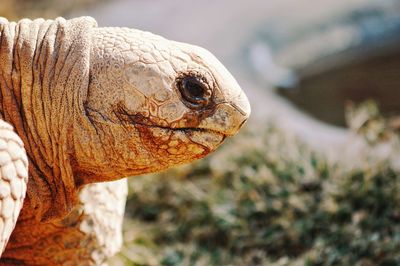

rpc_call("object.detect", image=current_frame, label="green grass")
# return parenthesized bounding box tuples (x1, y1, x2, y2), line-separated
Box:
(111, 103, 400, 266)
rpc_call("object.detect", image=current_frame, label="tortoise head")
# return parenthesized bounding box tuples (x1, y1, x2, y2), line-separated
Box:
(73, 27, 250, 184)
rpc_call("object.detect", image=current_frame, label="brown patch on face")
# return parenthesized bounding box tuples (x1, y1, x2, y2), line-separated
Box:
(134, 124, 211, 166)
(171, 107, 216, 128)
(114, 98, 224, 168)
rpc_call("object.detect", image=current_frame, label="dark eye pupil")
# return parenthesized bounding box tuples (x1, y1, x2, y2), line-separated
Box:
(183, 77, 205, 98)
(177, 76, 212, 109)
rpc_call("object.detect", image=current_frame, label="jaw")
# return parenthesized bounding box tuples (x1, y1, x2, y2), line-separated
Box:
(74, 107, 230, 185)
(117, 110, 227, 157)
(134, 124, 226, 163)
(182, 128, 226, 150)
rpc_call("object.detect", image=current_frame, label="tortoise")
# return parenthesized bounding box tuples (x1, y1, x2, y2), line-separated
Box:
(0, 16, 250, 265)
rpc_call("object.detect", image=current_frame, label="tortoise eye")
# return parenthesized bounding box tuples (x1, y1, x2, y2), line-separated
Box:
(177, 76, 212, 109)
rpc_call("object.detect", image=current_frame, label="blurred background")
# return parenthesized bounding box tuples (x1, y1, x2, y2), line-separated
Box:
(2, 1, 400, 265)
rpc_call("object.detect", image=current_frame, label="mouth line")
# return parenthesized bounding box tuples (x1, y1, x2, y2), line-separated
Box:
(86, 106, 233, 139)
(132, 121, 228, 148)
(115, 108, 228, 137)
(134, 121, 226, 137)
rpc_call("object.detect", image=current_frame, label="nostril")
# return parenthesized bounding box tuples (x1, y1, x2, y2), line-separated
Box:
(230, 99, 251, 118)
(237, 117, 248, 130)
(232, 92, 251, 118)
(230, 102, 247, 116)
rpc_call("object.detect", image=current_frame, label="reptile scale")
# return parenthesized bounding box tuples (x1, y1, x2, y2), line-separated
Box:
(0, 17, 250, 265)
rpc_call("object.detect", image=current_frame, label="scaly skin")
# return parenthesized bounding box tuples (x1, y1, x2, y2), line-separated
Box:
(0, 17, 250, 265)
(0, 121, 28, 255)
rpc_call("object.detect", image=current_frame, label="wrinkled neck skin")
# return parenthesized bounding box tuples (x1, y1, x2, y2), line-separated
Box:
(0, 18, 94, 221)
(72, 29, 169, 185)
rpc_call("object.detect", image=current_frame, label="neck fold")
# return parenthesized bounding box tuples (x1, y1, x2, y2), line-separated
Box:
(0, 17, 96, 221)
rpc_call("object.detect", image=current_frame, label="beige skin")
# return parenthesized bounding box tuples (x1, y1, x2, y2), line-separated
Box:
(0, 17, 250, 265)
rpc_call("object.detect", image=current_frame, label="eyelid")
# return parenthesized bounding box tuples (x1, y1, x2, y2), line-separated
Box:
(176, 74, 214, 110)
